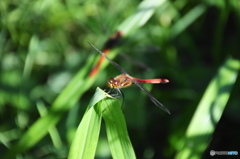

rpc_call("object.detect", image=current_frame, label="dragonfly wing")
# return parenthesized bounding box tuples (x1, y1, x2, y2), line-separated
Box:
(132, 80, 171, 114)
(88, 42, 128, 75)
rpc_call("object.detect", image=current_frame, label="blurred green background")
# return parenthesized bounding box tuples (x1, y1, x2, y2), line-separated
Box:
(0, 0, 240, 158)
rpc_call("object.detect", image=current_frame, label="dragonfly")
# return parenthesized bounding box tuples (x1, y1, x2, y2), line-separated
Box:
(88, 42, 170, 114)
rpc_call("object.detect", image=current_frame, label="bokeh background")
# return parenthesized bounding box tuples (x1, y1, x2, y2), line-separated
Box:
(1, 0, 240, 158)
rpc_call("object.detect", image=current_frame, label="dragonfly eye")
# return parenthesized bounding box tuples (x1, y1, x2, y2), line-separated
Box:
(108, 78, 114, 84)
(108, 78, 115, 88)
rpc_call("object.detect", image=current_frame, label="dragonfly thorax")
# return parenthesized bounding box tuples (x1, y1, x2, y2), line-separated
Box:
(107, 74, 134, 89)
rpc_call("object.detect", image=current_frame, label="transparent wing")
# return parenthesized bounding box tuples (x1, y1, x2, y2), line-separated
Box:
(88, 42, 128, 75)
(132, 80, 171, 114)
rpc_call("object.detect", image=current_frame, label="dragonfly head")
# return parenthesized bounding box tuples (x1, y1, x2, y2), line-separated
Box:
(108, 78, 118, 88)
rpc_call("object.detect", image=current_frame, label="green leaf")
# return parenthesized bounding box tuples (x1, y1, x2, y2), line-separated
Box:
(68, 87, 136, 159)
(102, 99, 136, 159)
(170, 4, 206, 38)
(36, 100, 62, 149)
(68, 87, 106, 159)
(175, 57, 240, 159)
(118, 0, 167, 35)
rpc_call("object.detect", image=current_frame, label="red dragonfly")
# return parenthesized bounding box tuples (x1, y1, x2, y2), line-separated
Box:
(88, 42, 170, 114)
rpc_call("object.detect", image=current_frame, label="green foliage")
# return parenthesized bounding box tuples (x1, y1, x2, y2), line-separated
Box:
(68, 88, 105, 159)
(175, 57, 240, 159)
(68, 88, 135, 159)
(1, 0, 240, 158)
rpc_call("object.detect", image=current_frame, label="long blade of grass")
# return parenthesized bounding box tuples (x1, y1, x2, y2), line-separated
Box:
(68, 87, 106, 159)
(102, 99, 136, 159)
(118, 0, 166, 34)
(68, 87, 135, 159)
(175, 57, 240, 159)
(170, 4, 206, 39)
(36, 100, 62, 149)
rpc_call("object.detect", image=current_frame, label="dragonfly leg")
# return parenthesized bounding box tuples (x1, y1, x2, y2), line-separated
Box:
(104, 88, 113, 94)
(108, 88, 121, 98)
(105, 88, 124, 108)
(116, 88, 124, 108)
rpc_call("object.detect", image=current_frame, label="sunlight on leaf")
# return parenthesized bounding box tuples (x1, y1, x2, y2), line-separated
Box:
(175, 57, 240, 159)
